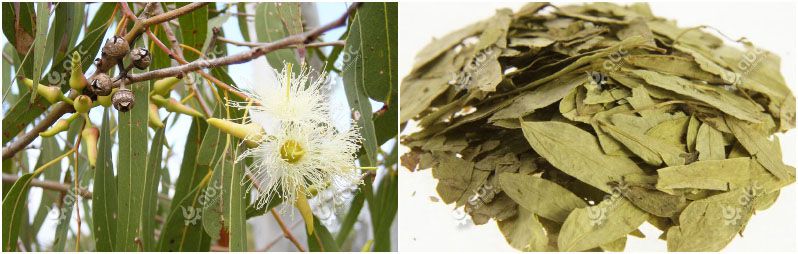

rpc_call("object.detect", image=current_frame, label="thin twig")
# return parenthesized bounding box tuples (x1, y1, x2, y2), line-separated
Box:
(72, 121, 85, 252)
(1, 173, 171, 201)
(216, 36, 345, 48)
(271, 208, 306, 252)
(2, 173, 90, 198)
(145, 28, 213, 116)
(2, 101, 75, 160)
(125, 3, 359, 85)
(144, 27, 249, 101)
(259, 220, 302, 251)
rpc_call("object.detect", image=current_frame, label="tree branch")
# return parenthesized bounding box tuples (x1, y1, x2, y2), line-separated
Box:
(216, 36, 345, 48)
(2, 101, 75, 160)
(125, 2, 359, 86)
(1, 173, 170, 201)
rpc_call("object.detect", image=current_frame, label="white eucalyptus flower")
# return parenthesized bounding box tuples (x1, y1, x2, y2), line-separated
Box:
(232, 64, 331, 126)
(239, 120, 363, 209)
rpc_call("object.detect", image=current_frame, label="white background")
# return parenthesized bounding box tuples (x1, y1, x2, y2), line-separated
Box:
(398, 1, 797, 251)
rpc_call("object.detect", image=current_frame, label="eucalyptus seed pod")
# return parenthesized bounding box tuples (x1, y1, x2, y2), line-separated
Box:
(88, 73, 113, 96)
(102, 35, 130, 58)
(112, 88, 135, 112)
(95, 88, 115, 107)
(130, 47, 151, 69)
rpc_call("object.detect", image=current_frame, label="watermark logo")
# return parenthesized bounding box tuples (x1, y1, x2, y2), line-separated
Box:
(720, 47, 767, 86)
(180, 178, 223, 225)
(449, 46, 498, 90)
(587, 182, 629, 227)
(721, 181, 764, 226)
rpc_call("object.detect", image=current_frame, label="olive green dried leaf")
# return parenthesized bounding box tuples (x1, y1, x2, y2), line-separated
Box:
(725, 117, 792, 180)
(618, 185, 686, 218)
(696, 123, 725, 161)
(632, 69, 767, 123)
(521, 121, 644, 193)
(557, 196, 648, 251)
(431, 152, 490, 206)
(656, 157, 751, 192)
(498, 173, 586, 222)
(598, 120, 685, 166)
(645, 116, 689, 147)
(666, 187, 758, 251)
(497, 208, 555, 252)
(491, 72, 584, 121)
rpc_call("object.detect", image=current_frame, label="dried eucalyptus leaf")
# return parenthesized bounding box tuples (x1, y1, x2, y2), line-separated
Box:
(557, 196, 648, 251)
(599, 120, 685, 166)
(521, 121, 644, 193)
(725, 117, 792, 180)
(656, 157, 751, 192)
(666, 188, 758, 251)
(632, 69, 767, 123)
(498, 173, 586, 222)
(696, 123, 725, 161)
(497, 208, 555, 251)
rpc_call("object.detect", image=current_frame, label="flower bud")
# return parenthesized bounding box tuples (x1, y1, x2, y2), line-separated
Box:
(112, 88, 135, 112)
(130, 47, 151, 70)
(152, 77, 181, 96)
(73, 95, 92, 114)
(69, 52, 88, 91)
(89, 73, 113, 96)
(81, 127, 99, 167)
(102, 35, 130, 58)
(206, 118, 265, 146)
(39, 119, 71, 137)
(148, 103, 164, 128)
(296, 192, 315, 235)
(21, 78, 63, 104)
(150, 94, 203, 117)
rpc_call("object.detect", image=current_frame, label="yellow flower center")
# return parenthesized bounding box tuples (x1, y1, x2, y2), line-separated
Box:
(279, 139, 305, 164)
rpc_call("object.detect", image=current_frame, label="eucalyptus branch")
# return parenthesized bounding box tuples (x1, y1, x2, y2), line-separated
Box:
(156, 13, 214, 117)
(123, 2, 360, 87)
(2, 173, 92, 199)
(216, 36, 345, 48)
(2, 100, 75, 160)
(1, 173, 171, 201)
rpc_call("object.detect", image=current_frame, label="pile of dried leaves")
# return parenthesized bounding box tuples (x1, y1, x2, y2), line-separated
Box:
(400, 2, 796, 252)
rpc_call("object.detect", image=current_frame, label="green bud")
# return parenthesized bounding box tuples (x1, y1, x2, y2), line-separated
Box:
(69, 52, 87, 91)
(74, 95, 92, 114)
(152, 77, 181, 96)
(21, 78, 63, 104)
(81, 127, 99, 167)
(296, 191, 314, 235)
(206, 118, 264, 147)
(40, 119, 71, 137)
(164, 98, 203, 118)
(148, 103, 164, 129)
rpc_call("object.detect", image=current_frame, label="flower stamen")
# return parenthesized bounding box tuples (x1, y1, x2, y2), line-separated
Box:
(279, 139, 305, 163)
